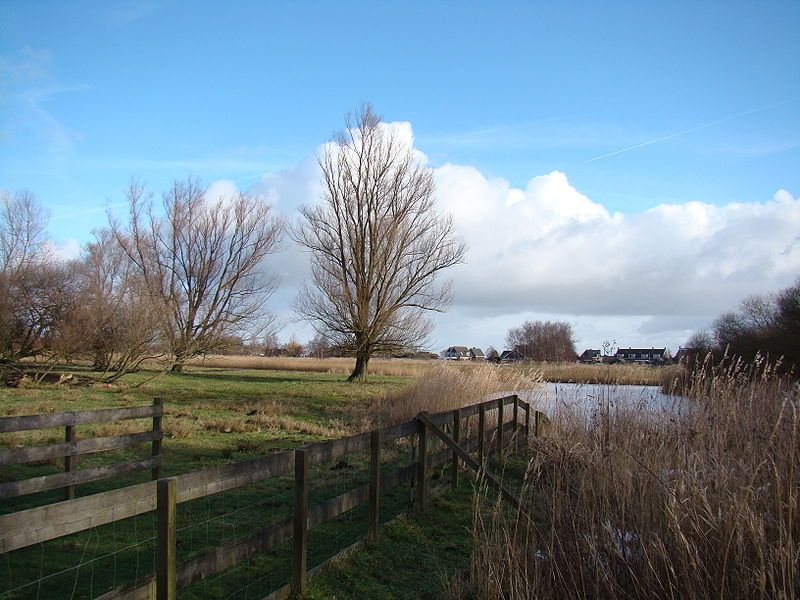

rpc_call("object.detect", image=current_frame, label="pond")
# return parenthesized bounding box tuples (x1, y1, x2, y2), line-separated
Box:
(516, 382, 688, 418)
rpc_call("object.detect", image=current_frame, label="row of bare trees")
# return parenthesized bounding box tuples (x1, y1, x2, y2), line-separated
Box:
(1, 104, 466, 382)
(0, 181, 283, 380)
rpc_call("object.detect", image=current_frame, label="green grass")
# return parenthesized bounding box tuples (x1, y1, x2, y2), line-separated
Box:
(0, 365, 491, 600)
(0, 365, 532, 600)
(305, 484, 475, 600)
(0, 366, 408, 509)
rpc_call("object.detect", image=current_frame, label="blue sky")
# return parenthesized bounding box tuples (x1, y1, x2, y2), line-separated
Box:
(2, 1, 799, 352)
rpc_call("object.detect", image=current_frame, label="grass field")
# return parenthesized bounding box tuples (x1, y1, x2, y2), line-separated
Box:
(0, 362, 530, 599)
(191, 355, 670, 386)
(0, 358, 676, 599)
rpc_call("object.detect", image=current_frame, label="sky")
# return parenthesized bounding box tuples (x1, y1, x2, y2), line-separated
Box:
(1, 1, 799, 354)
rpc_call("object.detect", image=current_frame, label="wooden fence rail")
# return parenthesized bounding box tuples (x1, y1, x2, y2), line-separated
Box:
(0, 398, 163, 501)
(1, 394, 544, 600)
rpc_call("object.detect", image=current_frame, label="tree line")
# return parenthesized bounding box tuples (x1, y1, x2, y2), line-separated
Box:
(0, 104, 466, 382)
(685, 279, 800, 372)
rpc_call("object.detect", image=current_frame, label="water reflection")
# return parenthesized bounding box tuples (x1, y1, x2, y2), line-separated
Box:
(517, 382, 688, 420)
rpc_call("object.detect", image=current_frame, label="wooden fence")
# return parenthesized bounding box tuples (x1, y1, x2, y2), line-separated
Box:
(0, 394, 540, 600)
(0, 398, 163, 501)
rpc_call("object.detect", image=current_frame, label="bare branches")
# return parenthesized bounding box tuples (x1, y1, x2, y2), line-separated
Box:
(0, 191, 70, 364)
(292, 104, 466, 380)
(506, 320, 577, 362)
(111, 179, 284, 371)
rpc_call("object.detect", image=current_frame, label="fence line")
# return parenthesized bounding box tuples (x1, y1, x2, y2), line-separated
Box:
(1, 394, 542, 599)
(0, 398, 163, 501)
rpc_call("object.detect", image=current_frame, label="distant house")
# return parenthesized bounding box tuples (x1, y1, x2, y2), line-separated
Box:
(443, 346, 470, 360)
(674, 347, 691, 363)
(614, 347, 669, 364)
(674, 346, 711, 365)
(500, 349, 526, 363)
(469, 347, 485, 361)
(578, 349, 601, 363)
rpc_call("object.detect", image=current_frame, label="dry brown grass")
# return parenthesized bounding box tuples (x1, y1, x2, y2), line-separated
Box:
(369, 362, 541, 426)
(163, 417, 194, 439)
(187, 355, 670, 386)
(521, 361, 677, 385)
(187, 355, 436, 377)
(461, 363, 800, 600)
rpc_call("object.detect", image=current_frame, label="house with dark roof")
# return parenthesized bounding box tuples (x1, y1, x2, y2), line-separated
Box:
(500, 349, 526, 363)
(578, 349, 602, 363)
(443, 346, 470, 360)
(469, 347, 485, 360)
(614, 347, 669, 364)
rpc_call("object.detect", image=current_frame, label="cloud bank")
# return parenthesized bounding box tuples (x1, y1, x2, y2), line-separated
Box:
(233, 121, 799, 351)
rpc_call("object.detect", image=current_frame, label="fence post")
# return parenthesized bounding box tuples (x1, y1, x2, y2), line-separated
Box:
(409, 433, 417, 506)
(415, 418, 428, 511)
(525, 403, 531, 445)
(293, 449, 308, 595)
(152, 397, 163, 480)
(535, 410, 542, 438)
(497, 397, 504, 454)
(369, 430, 380, 538)
(156, 477, 177, 600)
(478, 404, 486, 466)
(64, 424, 76, 501)
(451, 409, 460, 488)
(512, 395, 520, 452)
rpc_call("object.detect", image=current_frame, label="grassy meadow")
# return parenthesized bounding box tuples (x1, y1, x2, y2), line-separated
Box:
(5, 356, 773, 600)
(0, 360, 537, 599)
(191, 354, 671, 385)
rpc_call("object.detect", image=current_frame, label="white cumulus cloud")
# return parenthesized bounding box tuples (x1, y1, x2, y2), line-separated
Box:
(245, 121, 800, 351)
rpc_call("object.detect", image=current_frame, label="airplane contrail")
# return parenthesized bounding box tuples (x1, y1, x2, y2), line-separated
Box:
(50, 202, 129, 221)
(585, 98, 798, 163)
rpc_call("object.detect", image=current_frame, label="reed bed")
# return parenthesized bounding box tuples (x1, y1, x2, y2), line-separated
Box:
(460, 363, 799, 599)
(188, 355, 669, 386)
(370, 362, 542, 426)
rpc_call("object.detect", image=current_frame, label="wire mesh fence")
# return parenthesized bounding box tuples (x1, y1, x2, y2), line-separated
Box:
(0, 394, 534, 600)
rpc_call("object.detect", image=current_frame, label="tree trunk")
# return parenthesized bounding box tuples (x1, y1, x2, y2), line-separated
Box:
(347, 352, 370, 382)
(170, 356, 185, 373)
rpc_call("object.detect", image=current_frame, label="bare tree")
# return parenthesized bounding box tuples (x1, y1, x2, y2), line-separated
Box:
(112, 179, 284, 372)
(506, 320, 577, 362)
(292, 104, 466, 381)
(711, 280, 800, 371)
(0, 190, 49, 276)
(0, 190, 69, 365)
(307, 332, 331, 359)
(74, 229, 164, 380)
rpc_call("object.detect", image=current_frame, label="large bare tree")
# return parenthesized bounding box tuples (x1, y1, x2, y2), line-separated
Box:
(505, 320, 577, 362)
(112, 179, 283, 372)
(293, 105, 466, 381)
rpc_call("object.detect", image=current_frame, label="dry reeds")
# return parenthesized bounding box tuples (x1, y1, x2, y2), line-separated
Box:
(463, 363, 800, 599)
(188, 355, 669, 386)
(371, 363, 541, 426)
